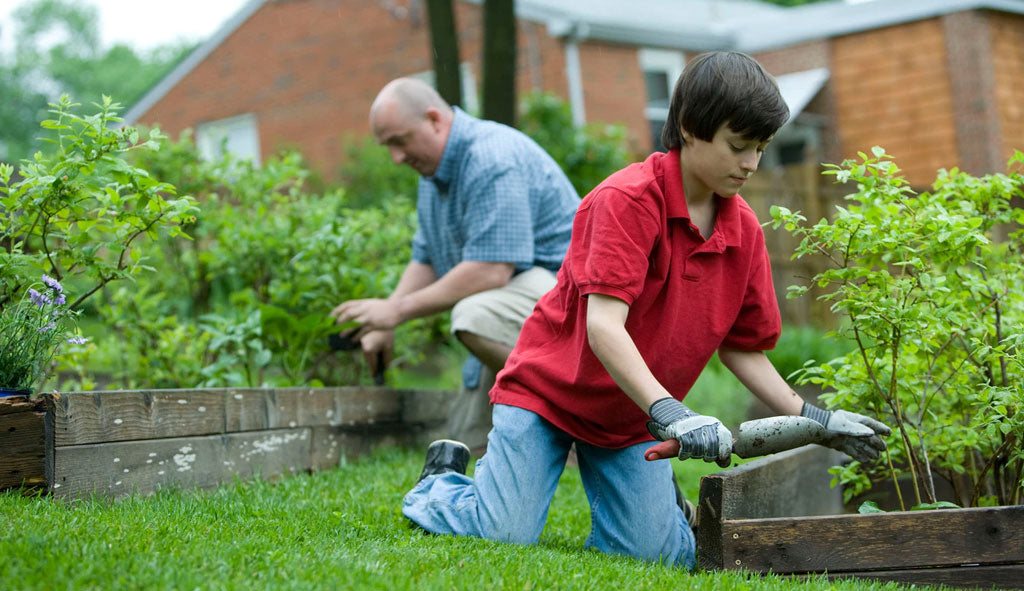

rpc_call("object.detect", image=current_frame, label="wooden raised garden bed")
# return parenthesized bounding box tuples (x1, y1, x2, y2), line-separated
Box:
(0, 387, 449, 499)
(697, 445, 1024, 589)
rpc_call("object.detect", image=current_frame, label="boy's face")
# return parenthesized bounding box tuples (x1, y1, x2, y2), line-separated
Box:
(681, 124, 771, 198)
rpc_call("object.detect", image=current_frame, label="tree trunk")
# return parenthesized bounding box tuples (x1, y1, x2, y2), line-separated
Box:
(425, 0, 462, 107)
(482, 0, 516, 126)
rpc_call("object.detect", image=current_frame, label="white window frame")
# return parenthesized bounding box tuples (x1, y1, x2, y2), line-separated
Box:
(195, 113, 261, 165)
(638, 48, 686, 123)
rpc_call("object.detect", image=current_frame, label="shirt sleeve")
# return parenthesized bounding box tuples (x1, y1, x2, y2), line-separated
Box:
(459, 164, 534, 267)
(721, 229, 781, 350)
(411, 227, 431, 266)
(569, 187, 661, 305)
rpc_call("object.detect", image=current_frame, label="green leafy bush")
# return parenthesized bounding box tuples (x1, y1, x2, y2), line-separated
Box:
(65, 133, 445, 390)
(0, 96, 196, 391)
(0, 96, 197, 308)
(519, 92, 633, 197)
(337, 135, 418, 210)
(771, 147, 1024, 508)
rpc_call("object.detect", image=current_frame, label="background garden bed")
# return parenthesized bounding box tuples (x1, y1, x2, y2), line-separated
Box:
(697, 445, 1024, 589)
(0, 387, 449, 499)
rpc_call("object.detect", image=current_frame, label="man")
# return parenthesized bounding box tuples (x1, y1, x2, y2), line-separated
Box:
(331, 78, 581, 452)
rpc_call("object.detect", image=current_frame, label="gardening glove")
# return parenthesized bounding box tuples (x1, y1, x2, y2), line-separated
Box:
(801, 402, 892, 463)
(646, 397, 733, 467)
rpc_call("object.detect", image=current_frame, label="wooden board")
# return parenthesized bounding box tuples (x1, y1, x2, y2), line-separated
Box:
(821, 563, 1024, 590)
(51, 387, 452, 446)
(0, 410, 47, 488)
(50, 427, 312, 499)
(720, 505, 1024, 573)
(0, 396, 43, 416)
(697, 445, 846, 571)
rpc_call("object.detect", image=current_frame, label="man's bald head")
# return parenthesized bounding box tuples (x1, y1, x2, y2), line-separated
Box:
(370, 78, 455, 177)
(371, 78, 452, 124)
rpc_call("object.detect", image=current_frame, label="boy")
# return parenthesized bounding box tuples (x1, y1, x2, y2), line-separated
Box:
(401, 51, 889, 569)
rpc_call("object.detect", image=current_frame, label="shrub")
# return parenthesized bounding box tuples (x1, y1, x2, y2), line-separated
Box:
(519, 92, 633, 197)
(64, 134, 445, 390)
(771, 147, 1024, 508)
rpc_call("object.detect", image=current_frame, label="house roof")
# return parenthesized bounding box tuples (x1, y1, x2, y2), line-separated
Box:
(123, 0, 1024, 125)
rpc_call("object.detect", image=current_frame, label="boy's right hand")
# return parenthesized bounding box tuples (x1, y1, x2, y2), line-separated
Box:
(646, 397, 732, 467)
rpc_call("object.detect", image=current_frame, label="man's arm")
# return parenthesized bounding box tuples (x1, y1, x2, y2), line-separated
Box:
(718, 346, 892, 462)
(585, 293, 670, 410)
(331, 260, 514, 334)
(717, 347, 803, 415)
(586, 293, 732, 464)
(395, 260, 514, 322)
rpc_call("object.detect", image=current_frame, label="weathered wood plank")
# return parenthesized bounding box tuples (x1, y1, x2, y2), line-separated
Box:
(50, 427, 312, 499)
(0, 393, 37, 417)
(697, 445, 846, 570)
(308, 419, 450, 471)
(721, 506, 1024, 573)
(708, 445, 846, 520)
(820, 563, 1024, 590)
(51, 387, 448, 446)
(0, 411, 47, 488)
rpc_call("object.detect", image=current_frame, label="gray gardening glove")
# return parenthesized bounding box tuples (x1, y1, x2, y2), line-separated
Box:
(801, 402, 892, 463)
(646, 398, 733, 467)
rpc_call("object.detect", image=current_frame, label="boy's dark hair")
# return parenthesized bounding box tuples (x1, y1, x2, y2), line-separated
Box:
(661, 51, 790, 150)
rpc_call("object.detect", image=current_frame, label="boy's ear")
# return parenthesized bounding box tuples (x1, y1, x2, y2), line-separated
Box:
(680, 127, 694, 145)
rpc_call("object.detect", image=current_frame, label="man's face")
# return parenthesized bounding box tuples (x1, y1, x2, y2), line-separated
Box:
(372, 101, 446, 177)
(683, 124, 771, 197)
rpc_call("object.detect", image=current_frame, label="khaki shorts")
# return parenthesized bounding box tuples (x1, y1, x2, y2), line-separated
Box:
(446, 266, 557, 449)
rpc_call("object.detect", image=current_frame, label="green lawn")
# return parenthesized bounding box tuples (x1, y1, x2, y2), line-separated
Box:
(0, 447, 933, 590)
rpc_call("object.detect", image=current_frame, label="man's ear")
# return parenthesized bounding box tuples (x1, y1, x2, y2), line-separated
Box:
(425, 107, 443, 131)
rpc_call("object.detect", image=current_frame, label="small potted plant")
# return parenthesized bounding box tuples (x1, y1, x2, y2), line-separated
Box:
(0, 274, 85, 398)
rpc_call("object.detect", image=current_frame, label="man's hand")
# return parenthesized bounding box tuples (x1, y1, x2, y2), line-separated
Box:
(801, 402, 891, 463)
(359, 329, 394, 376)
(646, 398, 733, 467)
(330, 298, 402, 338)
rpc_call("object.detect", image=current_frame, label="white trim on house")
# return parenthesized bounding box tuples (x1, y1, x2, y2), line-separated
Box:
(195, 112, 262, 165)
(775, 68, 831, 125)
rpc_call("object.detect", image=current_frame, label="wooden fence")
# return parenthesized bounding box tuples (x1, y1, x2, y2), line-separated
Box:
(741, 162, 848, 327)
(1, 387, 450, 500)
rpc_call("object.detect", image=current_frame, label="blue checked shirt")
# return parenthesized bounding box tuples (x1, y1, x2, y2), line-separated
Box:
(412, 107, 580, 386)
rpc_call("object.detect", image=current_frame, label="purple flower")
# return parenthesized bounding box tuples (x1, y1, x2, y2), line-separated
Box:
(67, 336, 89, 345)
(29, 288, 50, 307)
(42, 274, 63, 293)
(39, 321, 55, 333)
(53, 293, 66, 306)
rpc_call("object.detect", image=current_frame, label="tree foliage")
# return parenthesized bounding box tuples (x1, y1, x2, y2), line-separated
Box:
(0, 0, 192, 163)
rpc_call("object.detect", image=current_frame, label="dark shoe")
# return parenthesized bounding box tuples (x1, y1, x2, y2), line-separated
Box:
(672, 475, 699, 529)
(417, 439, 471, 483)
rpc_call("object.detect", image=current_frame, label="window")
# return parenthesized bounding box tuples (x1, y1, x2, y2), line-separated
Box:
(410, 62, 479, 115)
(638, 48, 685, 152)
(195, 113, 261, 165)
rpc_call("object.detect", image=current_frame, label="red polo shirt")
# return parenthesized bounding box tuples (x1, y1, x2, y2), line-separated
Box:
(490, 149, 781, 448)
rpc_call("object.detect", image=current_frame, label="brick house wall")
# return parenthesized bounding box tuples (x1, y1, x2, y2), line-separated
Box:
(753, 40, 842, 165)
(136, 0, 654, 179)
(831, 18, 959, 187)
(990, 12, 1024, 168)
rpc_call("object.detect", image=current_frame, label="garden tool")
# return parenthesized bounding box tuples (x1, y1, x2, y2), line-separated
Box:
(328, 331, 386, 385)
(643, 415, 832, 462)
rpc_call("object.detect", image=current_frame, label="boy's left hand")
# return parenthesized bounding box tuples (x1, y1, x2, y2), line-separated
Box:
(801, 403, 891, 463)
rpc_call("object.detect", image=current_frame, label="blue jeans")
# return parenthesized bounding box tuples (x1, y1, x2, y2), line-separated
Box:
(402, 404, 696, 569)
